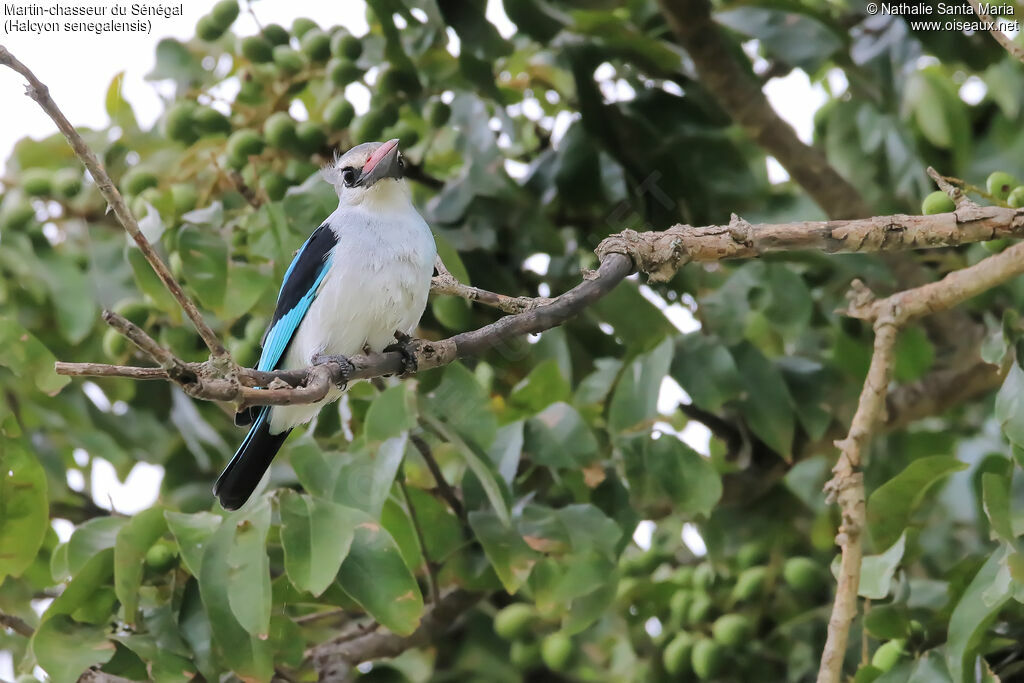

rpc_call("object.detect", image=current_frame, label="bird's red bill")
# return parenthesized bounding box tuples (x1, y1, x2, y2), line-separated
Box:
(363, 138, 399, 173)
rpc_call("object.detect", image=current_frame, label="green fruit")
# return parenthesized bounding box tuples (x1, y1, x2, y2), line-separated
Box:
(1, 199, 36, 230)
(669, 590, 693, 626)
(122, 169, 158, 195)
(300, 29, 331, 62)
(871, 640, 905, 672)
(389, 123, 419, 148)
(426, 99, 451, 127)
(686, 593, 714, 626)
(377, 67, 420, 96)
(692, 562, 716, 590)
(987, 171, 1017, 200)
(691, 638, 726, 680)
(493, 603, 537, 641)
(236, 77, 265, 104)
(331, 33, 363, 60)
(21, 169, 53, 197)
(921, 190, 954, 215)
(352, 104, 397, 142)
(295, 121, 327, 153)
(291, 17, 318, 38)
(264, 112, 298, 148)
(103, 328, 129, 360)
(53, 168, 82, 198)
(982, 238, 1010, 253)
(285, 159, 318, 183)
(323, 96, 355, 131)
(510, 640, 541, 669)
(196, 14, 225, 42)
(732, 566, 768, 602)
(327, 57, 363, 88)
(782, 557, 825, 594)
(735, 542, 767, 570)
(272, 46, 306, 76)
(711, 614, 752, 647)
(113, 299, 151, 326)
(262, 23, 290, 45)
(193, 106, 231, 135)
(540, 632, 573, 672)
(211, 0, 239, 28)
(662, 632, 695, 676)
(1008, 186, 1024, 208)
(226, 129, 265, 169)
(144, 540, 178, 572)
(169, 251, 185, 280)
(670, 566, 694, 587)
(171, 183, 198, 215)
(853, 665, 884, 683)
(261, 171, 290, 201)
(164, 101, 198, 144)
(241, 36, 274, 63)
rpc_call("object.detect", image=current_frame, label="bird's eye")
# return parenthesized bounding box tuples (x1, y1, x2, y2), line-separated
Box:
(341, 167, 357, 187)
(397, 155, 405, 169)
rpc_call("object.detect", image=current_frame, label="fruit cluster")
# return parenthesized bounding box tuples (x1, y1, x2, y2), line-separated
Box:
(921, 170, 1024, 252)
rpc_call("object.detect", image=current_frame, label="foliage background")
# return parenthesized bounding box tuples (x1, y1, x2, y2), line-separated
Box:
(1, 0, 1024, 681)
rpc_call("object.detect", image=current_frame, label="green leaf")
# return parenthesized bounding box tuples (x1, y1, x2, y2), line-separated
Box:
(291, 436, 407, 517)
(278, 491, 358, 596)
(469, 509, 540, 593)
(488, 420, 524, 485)
(105, 71, 138, 131)
(982, 471, 1014, 544)
(732, 342, 795, 458)
(620, 433, 722, 517)
(44, 547, 114, 619)
(867, 456, 968, 548)
(858, 532, 906, 600)
(671, 334, 742, 412)
(995, 361, 1024, 449)
(114, 633, 197, 682)
(227, 502, 272, 639)
(0, 439, 48, 581)
(509, 359, 571, 413)
(365, 383, 417, 442)
(0, 317, 69, 395)
(114, 505, 167, 626)
(125, 245, 179, 315)
(178, 225, 228, 310)
(608, 337, 673, 433)
(590, 281, 674, 349)
(429, 362, 497, 449)
(63, 516, 129, 579)
(39, 254, 97, 344)
(165, 510, 222, 577)
(337, 511, 424, 635)
(525, 402, 599, 469)
(947, 546, 1014, 683)
(32, 615, 116, 682)
(224, 261, 273, 317)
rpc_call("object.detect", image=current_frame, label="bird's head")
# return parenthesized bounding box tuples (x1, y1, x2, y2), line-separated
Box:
(321, 138, 409, 207)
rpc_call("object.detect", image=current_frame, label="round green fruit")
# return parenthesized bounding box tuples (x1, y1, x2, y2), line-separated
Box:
(669, 590, 693, 626)
(327, 57, 363, 88)
(323, 96, 355, 131)
(389, 123, 419, 148)
(540, 632, 573, 672)
(692, 562, 716, 590)
(295, 121, 327, 153)
(164, 101, 198, 144)
(686, 593, 714, 626)
(236, 77, 265, 105)
(291, 17, 318, 38)
(210, 0, 239, 28)
(285, 159, 318, 183)
(735, 542, 768, 570)
(1008, 185, 1024, 208)
(53, 168, 82, 198)
(272, 46, 306, 76)
(193, 106, 231, 135)
(226, 129, 265, 169)
(493, 603, 537, 641)
(264, 112, 298, 148)
(853, 665, 884, 683)
(196, 14, 225, 42)
(987, 171, 1017, 200)
(144, 540, 178, 572)
(871, 640, 905, 673)
(300, 29, 331, 62)
(1, 199, 37, 230)
(261, 171, 290, 201)
(240, 36, 274, 64)
(510, 640, 541, 669)
(170, 183, 198, 215)
(691, 638, 726, 680)
(426, 99, 451, 127)
(331, 33, 363, 60)
(262, 23, 290, 46)
(982, 238, 1010, 253)
(782, 557, 825, 594)
(921, 190, 954, 215)
(376, 67, 420, 96)
(122, 169, 158, 195)
(711, 614, 752, 647)
(732, 566, 768, 602)
(663, 632, 695, 676)
(21, 169, 53, 197)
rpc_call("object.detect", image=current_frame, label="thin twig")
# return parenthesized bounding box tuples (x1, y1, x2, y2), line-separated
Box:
(398, 464, 440, 604)
(0, 45, 231, 362)
(432, 256, 552, 314)
(0, 611, 33, 637)
(411, 434, 465, 522)
(967, 0, 1024, 64)
(293, 608, 349, 626)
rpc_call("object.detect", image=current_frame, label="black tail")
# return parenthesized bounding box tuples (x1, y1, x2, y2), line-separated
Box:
(214, 407, 291, 510)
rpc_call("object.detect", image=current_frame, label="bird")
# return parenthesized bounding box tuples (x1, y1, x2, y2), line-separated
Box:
(213, 139, 437, 510)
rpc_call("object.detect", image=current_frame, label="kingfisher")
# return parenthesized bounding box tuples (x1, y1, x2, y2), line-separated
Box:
(214, 139, 437, 510)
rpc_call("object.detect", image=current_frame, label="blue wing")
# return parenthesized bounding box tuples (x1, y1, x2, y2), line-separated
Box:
(255, 222, 338, 373)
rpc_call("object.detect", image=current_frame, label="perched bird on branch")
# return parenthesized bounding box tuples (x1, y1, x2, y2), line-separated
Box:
(214, 139, 436, 510)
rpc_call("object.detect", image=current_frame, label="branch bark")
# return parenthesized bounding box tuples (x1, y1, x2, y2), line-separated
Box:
(968, 0, 1024, 64)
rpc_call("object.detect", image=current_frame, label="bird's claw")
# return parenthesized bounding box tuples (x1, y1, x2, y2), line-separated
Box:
(384, 331, 418, 376)
(311, 352, 353, 390)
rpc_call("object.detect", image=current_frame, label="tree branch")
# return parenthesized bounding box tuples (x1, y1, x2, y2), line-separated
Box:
(0, 45, 231, 363)
(0, 611, 33, 637)
(432, 256, 551, 314)
(967, 0, 1024, 64)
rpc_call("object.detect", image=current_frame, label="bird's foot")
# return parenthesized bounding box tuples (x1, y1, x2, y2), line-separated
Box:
(384, 331, 419, 376)
(311, 352, 354, 390)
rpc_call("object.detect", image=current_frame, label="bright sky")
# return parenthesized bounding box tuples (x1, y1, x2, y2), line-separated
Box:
(0, 8, 831, 674)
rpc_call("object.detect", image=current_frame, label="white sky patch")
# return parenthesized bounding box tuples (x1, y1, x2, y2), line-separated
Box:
(288, 99, 310, 122)
(91, 459, 163, 514)
(82, 381, 111, 412)
(0, 652, 12, 683)
(959, 76, 986, 105)
(550, 111, 578, 145)
(658, 376, 691, 414)
(638, 284, 701, 334)
(523, 252, 551, 275)
(763, 69, 827, 144)
(72, 447, 89, 466)
(644, 617, 663, 638)
(30, 597, 53, 617)
(446, 27, 461, 56)
(345, 82, 372, 116)
(52, 518, 74, 543)
(486, 0, 517, 38)
(504, 158, 529, 180)
(66, 468, 85, 492)
(538, 282, 551, 297)
(766, 156, 791, 184)
(681, 522, 708, 557)
(632, 519, 655, 550)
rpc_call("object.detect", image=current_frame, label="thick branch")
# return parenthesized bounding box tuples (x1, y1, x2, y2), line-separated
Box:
(308, 590, 480, 681)
(0, 45, 230, 361)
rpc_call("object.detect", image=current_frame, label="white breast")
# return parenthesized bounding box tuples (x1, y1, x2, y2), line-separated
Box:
(268, 200, 436, 433)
